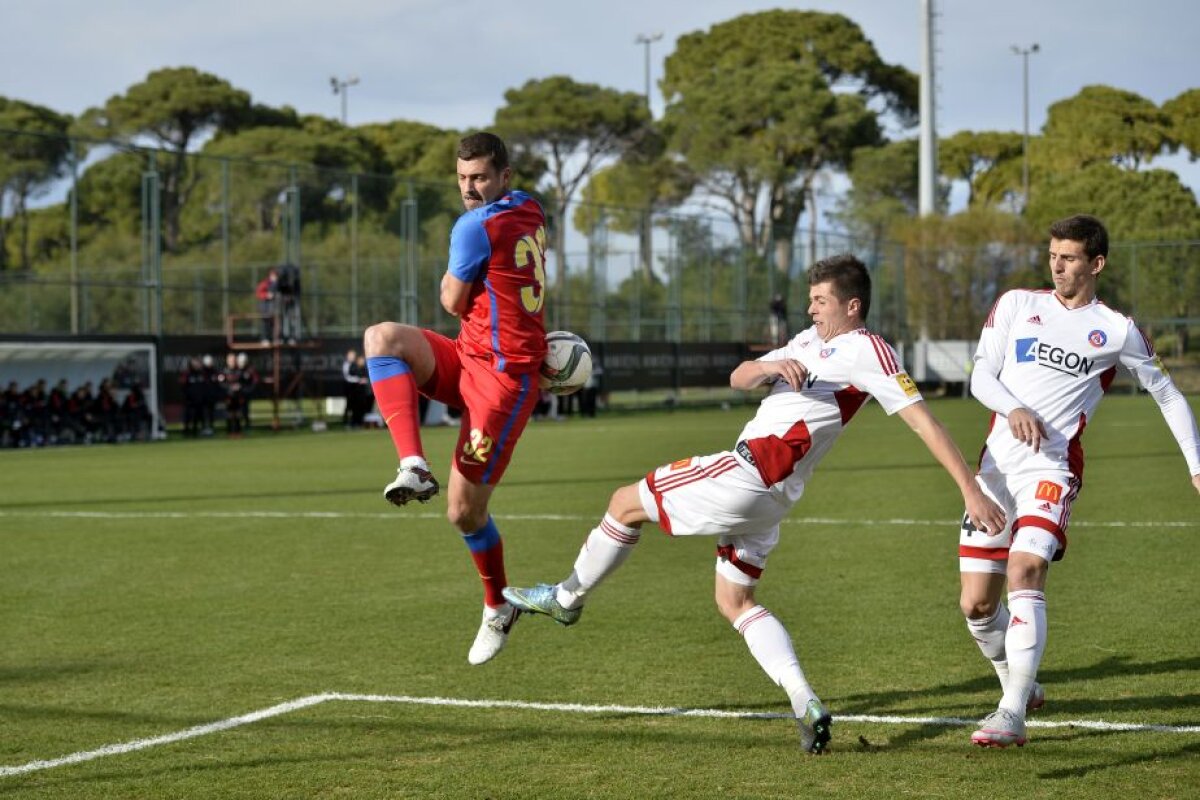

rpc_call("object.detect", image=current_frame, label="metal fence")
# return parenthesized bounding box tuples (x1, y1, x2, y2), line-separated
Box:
(2, 129, 1197, 355)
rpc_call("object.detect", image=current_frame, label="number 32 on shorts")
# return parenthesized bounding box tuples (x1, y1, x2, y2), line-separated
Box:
(462, 428, 494, 463)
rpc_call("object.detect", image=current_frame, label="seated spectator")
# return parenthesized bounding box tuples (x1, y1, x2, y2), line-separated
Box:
(68, 382, 97, 444)
(94, 378, 120, 443)
(2, 380, 27, 447)
(22, 379, 50, 446)
(48, 379, 71, 443)
(121, 384, 152, 442)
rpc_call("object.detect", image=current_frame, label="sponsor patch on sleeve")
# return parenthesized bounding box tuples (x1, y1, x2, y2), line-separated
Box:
(895, 372, 919, 397)
(669, 458, 693, 471)
(1034, 480, 1063, 504)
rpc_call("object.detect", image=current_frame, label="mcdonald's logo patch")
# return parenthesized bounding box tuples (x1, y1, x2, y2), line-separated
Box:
(1035, 481, 1063, 504)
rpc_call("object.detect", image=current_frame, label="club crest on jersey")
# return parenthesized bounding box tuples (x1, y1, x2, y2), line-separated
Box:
(1087, 329, 1107, 347)
(820, 348, 836, 359)
(1014, 337, 1096, 376)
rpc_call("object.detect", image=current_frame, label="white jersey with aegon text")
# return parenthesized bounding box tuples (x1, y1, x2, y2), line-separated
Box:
(733, 326, 923, 503)
(975, 289, 1179, 477)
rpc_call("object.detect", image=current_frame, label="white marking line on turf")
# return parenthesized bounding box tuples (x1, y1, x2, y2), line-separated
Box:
(2, 693, 1197, 777)
(0, 694, 332, 777)
(0, 509, 1195, 529)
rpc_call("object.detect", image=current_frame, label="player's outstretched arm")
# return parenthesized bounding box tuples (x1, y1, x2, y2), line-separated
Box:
(1191, 474, 1200, 496)
(730, 359, 808, 391)
(896, 401, 1006, 534)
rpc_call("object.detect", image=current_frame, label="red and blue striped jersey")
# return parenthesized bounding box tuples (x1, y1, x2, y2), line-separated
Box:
(447, 190, 548, 373)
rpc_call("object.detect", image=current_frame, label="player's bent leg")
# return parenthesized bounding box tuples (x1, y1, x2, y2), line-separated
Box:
(504, 482, 649, 623)
(718, 571, 830, 754)
(961, 570, 1013, 691)
(998, 548, 1049, 712)
(365, 322, 440, 503)
(973, 540, 1050, 746)
(446, 474, 519, 665)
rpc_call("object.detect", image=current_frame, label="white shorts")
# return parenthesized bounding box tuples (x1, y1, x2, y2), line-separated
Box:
(638, 451, 789, 586)
(958, 465, 1081, 574)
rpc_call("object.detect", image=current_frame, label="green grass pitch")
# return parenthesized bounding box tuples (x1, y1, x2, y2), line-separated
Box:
(1, 396, 1197, 798)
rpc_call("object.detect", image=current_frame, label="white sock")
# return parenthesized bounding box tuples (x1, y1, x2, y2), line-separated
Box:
(733, 605, 816, 716)
(999, 590, 1046, 716)
(556, 514, 641, 609)
(966, 605, 1011, 690)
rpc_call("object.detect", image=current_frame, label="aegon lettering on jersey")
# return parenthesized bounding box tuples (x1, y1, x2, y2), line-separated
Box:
(1014, 338, 1095, 376)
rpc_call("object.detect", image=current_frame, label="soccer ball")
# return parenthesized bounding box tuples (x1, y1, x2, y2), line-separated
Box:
(539, 331, 593, 396)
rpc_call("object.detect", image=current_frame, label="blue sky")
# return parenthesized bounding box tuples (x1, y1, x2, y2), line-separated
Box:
(3, 0, 1198, 196)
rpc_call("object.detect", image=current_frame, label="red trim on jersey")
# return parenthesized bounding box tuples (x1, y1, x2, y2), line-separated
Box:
(643, 469, 673, 535)
(1130, 320, 1155, 356)
(717, 544, 764, 580)
(1099, 366, 1117, 393)
(744, 422, 812, 486)
(1067, 412, 1087, 478)
(975, 414, 998, 470)
(1015, 514, 1065, 546)
(834, 386, 869, 425)
(959, 544, 1009, 560)
(984, 295, 1002, 328)
(867, 333, 899, 374)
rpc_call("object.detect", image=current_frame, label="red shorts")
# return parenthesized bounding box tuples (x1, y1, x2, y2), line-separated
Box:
(419, 330, 539, 485)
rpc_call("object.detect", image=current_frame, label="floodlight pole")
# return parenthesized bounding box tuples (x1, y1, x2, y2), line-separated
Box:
(330, 75, 360, 125)
(1011, 44, 1039, 210)
(634, 33, 663, 110)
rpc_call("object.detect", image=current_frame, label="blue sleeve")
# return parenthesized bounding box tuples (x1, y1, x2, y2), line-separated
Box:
(448, 213, 491, 282)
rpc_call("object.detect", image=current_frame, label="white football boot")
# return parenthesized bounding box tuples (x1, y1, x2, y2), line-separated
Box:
(467, 604, 520, 666)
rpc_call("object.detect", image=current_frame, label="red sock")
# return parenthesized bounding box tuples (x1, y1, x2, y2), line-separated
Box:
(366, 357, 424, 460)
(463, 518, 507, 607)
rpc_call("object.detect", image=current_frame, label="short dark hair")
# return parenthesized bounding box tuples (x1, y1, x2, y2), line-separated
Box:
(1048, 214, 1108, 260)
(808, 253, 872, 320)
(457, 132, 509, 171)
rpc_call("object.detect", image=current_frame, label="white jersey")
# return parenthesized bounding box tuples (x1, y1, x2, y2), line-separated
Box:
(973, 289, 1200, 477)
(733, 326, 923, 502)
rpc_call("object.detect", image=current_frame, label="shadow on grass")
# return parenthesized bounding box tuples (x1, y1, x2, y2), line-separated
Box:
(0, 661, 112, 686)
(1037, 740, 1200, 780)
(836, 654, 1200, 717)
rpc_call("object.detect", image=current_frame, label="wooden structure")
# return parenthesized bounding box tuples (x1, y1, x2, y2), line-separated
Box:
(225, 313, 321, 430)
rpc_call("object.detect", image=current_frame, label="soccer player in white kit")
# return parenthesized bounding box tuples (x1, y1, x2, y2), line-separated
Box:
(504, 254, 1006, 754)
(959, 214, 1200, 748)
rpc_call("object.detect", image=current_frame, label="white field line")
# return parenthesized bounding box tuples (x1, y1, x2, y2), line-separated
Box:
(0, 509, 1195, 529)
(2, 692, 1198, 777)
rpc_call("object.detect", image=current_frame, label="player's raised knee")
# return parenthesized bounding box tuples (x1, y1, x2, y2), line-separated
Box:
(362, 322, 395, 357)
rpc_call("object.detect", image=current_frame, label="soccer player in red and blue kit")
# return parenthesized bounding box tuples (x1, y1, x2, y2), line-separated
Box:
(363, 132, 547, 665)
